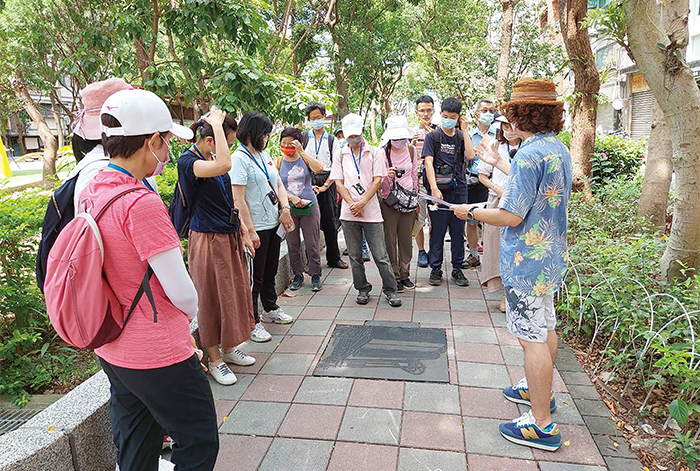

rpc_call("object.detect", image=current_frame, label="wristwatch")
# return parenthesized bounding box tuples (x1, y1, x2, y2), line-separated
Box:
(280, 205, 291, 212)
(467, 206, 478, 222)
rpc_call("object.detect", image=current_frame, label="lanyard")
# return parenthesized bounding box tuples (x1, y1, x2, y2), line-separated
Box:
(107, 163, 154, 192)
(191, 145, 232, 207)
(350, 143, 363, 176)
(506, 141, 520, 160)
(311, 130, 326, 157)
(240, 144, 270, 181)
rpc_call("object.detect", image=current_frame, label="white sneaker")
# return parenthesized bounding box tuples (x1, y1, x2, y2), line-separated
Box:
(251, 322, 272, 342)
(209, 361, 237, 385)
(261, 308, 294, 324)
(221, 348, 256, 366)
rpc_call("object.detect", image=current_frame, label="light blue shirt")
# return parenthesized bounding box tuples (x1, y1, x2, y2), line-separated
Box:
(498, 133, 572, 297)
(469, 125, 497, 175)
(229, 147, 281, 232)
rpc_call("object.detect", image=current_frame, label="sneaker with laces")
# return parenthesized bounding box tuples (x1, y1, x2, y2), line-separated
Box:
(251, 322, 272, 342)
(429, 268, 443, 286)
(499, 410, 561, 451)
(362, 249, 371, 262)
(400, 278, 415, 290)
(356, 290, 371, 305)
(221, 348, 256, 366)
(503, 377, 557, 412)
(462, 254, 481, 269)
(289, 274, 304, 291)
(451, 269, 470, 287)
(396, 279, 405, 293)
(417, 250, 429, 268)
(384, 291, 402, 307)
(262, 308, 294, 324)
(209, 361, 238, 385)
(162, 435, 175, 450)
(311, 275, 322, 291)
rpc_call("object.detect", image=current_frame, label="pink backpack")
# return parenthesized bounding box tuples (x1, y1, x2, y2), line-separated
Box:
(43, 184, 158, 350)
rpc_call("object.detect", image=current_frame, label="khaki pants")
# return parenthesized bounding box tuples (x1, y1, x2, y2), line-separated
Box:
(381, 202, 417, 281)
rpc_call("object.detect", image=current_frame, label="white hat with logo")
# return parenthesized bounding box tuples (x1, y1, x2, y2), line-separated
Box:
(100, 89, 193, 140)
(341, 113, 364, 137)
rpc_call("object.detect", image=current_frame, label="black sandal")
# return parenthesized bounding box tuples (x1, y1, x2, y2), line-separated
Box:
(328, 260, 349, 269)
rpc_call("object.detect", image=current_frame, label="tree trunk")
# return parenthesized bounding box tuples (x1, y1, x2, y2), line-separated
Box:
(331, 34, 349, 117)
(12, 113, 27, 155)
(135, 38, 150, 83)
(626, 0, 700, 281)
(49, 92, 64, 149)
(637, 102, 673, 229)
(495, 0, 519, 106)
(11, 71, 58, 188)
(368, 107, 378, 142)
(558, 0, 601, 194)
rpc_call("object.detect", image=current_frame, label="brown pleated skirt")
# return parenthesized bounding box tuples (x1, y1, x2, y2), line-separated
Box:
(481, 194, 504, 293)
(188, 231, 255, 350)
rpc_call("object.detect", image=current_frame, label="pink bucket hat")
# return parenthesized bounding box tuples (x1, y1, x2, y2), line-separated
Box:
(72, 78, 132, 140)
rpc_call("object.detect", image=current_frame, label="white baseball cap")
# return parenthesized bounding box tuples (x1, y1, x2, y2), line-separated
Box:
(341, 113, 364, 138)
(100, 89, 193, 140)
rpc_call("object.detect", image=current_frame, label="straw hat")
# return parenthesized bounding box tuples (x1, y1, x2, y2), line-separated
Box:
(504, 78, 563, 106)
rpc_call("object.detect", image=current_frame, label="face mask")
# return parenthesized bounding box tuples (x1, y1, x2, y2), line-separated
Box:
(280, 145, 296, 156)
(479, 112, 495, 126)
(148, 136, 170, 177)
(392, 139, 408, 148)
(503, 128, 519, 142)
(338, 138, 347, 148)
(309, 119, 324, 130)
(441, 118, 457, 130)
(346, 136, 362, 147)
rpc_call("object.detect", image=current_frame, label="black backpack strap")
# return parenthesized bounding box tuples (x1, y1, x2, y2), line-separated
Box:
(123, 267, 158, 327)
(327, 133, 335, 162)
(301, 131, 310, 150)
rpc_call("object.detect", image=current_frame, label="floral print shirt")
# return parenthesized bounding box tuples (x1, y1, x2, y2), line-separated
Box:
(498, 132, 572, 296)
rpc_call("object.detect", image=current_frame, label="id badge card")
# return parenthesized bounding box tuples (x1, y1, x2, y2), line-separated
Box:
(352, 182, 366, 195)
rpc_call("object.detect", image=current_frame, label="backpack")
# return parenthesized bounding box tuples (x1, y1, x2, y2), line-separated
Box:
(43, 185, 158, 350)
(169, 180, 193, 238)
(302, 131, 336, 186)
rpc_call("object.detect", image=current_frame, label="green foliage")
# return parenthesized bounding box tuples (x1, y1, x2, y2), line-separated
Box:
(590, 134, 646, 187)
(671, 432, 700, 470)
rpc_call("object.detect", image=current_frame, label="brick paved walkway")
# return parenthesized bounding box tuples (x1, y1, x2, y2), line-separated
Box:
(208, 251, 644, 471)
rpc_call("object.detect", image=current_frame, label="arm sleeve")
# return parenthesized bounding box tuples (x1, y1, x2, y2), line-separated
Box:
(329, 150, 344, 181)
(373, 148, 388, 178)
(377, 148, 390, 198)
(411, 147, 420, 192)
(478, 160, 493, 175)
(421, 132, 435, 158)
(229, 153, 249, 186)
(147, 247, 198, 319)
(498, 156, 540, 218)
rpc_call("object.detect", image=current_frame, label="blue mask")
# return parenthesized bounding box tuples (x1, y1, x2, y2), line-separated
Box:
(338, 138, 347, 148)
(479, 112, 495, 126)
(309, 119, 325, 130)
(441, 118, 457, 130)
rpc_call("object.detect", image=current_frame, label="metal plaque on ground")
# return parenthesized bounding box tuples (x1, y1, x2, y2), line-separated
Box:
(314, 321, 449, 382)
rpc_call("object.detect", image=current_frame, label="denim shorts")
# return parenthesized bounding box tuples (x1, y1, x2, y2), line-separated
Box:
(505, 286, 556, 343)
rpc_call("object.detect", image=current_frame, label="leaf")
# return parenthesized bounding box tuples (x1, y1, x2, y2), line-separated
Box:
(670, 398, 690, 428)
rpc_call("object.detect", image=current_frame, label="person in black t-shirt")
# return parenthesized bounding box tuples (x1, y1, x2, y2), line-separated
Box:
(422, 97, 475, 287)
(177, 110, 258, 386)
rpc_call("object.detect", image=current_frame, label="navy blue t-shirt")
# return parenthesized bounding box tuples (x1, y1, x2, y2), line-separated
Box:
(421, 128, 467, 195)
(177, 149, 240, 234)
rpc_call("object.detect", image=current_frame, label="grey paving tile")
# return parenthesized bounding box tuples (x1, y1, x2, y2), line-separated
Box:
(593, 434, 636, 458)
(450, 298, 488, 312)
(500, 345, 524, 366)
(560, 370, 592, 386)
(278, 305, 304, 317)
(604, 457, 645, 471)
(338, 407, 402, 445)
(414, 286, 449, 298)
(258, 438, 333, 471)
(287, 319, 333, 336)
(457, 362, 510, 388)
(207, 374, 254, 400)
(568, 384, 603, 401)
(219, 401, 289, 436)
(307, 295, 346, 307)
(575, 398, 611, 417)
(539, 463, 607, 471)
(397, 448, 467, 471)
(294, 376, 353, 405)
(452, 326, 498, 344)
(583, 415, 623, 436)
(490, 312, 506, 327)
(403, 383, 461, 414)
(237, 335, 285, 353)
(336, 307, 376, 320)
(463, 417, 534, 459)
(259, 353, 315, 376)
(412, 310, 452, 326)
(553, 393, 585, 425)
(555, 350, 585, 372)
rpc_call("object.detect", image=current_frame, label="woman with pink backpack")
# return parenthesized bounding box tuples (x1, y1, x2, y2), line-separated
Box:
(80, 89, 218, 470)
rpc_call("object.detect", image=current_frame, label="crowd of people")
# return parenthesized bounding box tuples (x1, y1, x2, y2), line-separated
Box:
(57, 75, 571, 469)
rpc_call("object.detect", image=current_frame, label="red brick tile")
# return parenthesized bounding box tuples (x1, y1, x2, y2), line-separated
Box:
(467, 454, 538, 470)
(213, 435, 272, 471)
(532, 424, 606, 466)
(265, 323, 292, 335)
(495, 327, 520, 346)
(459, 387, 520, 420)
(449, 360, 459, 385)
(278, 294, 309, 306)
(229, 352, 269, 374)
(487, 300, 502, 313)
(414, 297, 450, 311)
(276, 335, 325, 354)
(299, 306, 339, 319)
(455, 343, 504, 364)
(277, 403, 345, 440)
(400, 411, 465, 452)
(320, 284, 353, 295)
(240, 374, 304, 402)
(552, 368, 569, 393)
(374, 309, 413, 322)
(214, 399, 236, 427)
(507, 365, 525, 385)
(343, 294, 379, 307)
(348, 379, 404, 409)
(449, 288, 485, 299)
(327, 442, 398, 471)
(451, 311, 493, 326)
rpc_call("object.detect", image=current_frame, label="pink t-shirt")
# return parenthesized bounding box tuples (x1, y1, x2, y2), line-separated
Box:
(378, 145, 420, 199)
(88, 171, 194, 369)
(330, 140, 387, 223)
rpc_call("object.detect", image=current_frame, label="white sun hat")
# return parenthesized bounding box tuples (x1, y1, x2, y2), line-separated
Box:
(100, 89, 194, 140)
(382, 115, 413, 141)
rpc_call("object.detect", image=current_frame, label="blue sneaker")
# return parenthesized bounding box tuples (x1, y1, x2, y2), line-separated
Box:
(417, 250, 429, 268)
(499, 411, 562, 451)
(503, 378, 557, 412)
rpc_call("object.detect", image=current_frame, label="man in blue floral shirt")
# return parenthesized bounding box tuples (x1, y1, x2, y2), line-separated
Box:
(451, 78, 572, 452)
